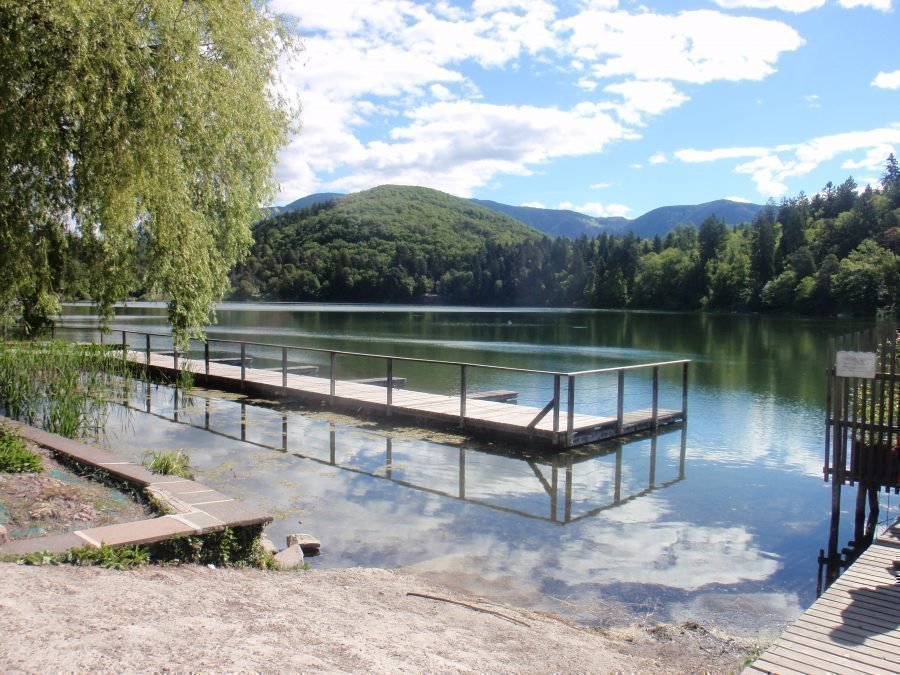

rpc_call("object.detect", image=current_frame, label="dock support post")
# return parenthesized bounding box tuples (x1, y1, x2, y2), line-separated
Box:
(552, 375, 561, 432)
(616, 370, 624, 433)
(146, 333, 151, 367)
(173, 348, 179, 373)
(459, 364, 468, 428)
(566, 376, 575, 447)
(121, 331, 127, 364)
(282, 347, 287, 389)
(651, 366, 659, 428)
(386, 358, 393, 416)
(240, 343, 246, 385)
(682, 361, 689, 421)
(330, 352, 336, 404)
(205, 342, 210, 376)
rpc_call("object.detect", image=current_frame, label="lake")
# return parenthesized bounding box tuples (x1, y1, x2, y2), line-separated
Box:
(56, 302, 893, 636)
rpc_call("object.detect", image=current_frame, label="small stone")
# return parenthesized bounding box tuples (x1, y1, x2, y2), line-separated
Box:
(0, 524, 7, 546)
(286, 533, 320, 556)
(274, 543, 305, 570)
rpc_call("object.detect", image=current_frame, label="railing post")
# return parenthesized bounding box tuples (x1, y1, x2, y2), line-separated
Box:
(651, 366, 659, 428)
(681, 361, 689, 421)
(205, 341, 210, 376)
(240, 342, 246, 384)
(386, 358, 393, 415)
(566, 375, 575, 447)
(616, 369, 625, 433)
(145, 333, 151, 367)
(552, 374, 561, 433)
(459, 364, 468, 428)
(121, 331, 127, 364)
(282, 347, 288, 389)
(173, 347, 178, 372)
(330, 352, 336, 404)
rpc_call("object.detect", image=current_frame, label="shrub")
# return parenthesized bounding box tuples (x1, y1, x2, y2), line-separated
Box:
(0, 427, 43, 473)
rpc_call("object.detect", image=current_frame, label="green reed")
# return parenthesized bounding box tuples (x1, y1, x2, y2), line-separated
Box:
(0, 341, 131, 438)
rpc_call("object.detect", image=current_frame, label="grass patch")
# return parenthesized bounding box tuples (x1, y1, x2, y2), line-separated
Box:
(0, 426, 43, 473)
(13, 544, 149, 570)
(142, 449, 194, 479)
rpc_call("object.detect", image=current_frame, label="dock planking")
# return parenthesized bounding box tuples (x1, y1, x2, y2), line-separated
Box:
(126, 348, 684, 448)
(746, 518, 900, 675)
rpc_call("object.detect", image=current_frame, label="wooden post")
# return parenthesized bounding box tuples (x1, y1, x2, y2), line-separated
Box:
(146, 333, 151, 367)
(173, 348, 178, 373)
(681, 361, 689, 421)
(282, 347, 288, 389)
(386, 358, 393, 415)
(329, 352, 336, 404)
(121, 331, 127, 365)
(205, 341, 210, 376)
(459, 364, 468, 428)
(566, 375, 575, 447)
(240, 342, 246, 385)
(616, 369, 624, 433)
(651, 366, 659, 428)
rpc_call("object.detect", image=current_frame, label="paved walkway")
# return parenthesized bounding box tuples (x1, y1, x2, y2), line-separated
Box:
(746, 518, 900, 674)
(0, 417, 271, 556)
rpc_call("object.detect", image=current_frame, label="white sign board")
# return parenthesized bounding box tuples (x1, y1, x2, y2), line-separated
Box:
(836, 350, 877, 379)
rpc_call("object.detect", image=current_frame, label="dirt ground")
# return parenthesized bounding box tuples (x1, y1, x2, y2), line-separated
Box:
(0, 564, 755, 672)
(0, 431, 758, 672)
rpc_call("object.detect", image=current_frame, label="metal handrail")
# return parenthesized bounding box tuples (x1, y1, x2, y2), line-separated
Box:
(105, 326, 689, 447)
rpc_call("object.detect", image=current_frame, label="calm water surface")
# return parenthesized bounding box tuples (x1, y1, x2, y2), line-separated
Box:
(58, 302, 894, 636)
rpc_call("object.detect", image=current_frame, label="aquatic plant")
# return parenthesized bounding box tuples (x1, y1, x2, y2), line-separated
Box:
(142, 449, 194, 479)
(0, 341, 130, 438)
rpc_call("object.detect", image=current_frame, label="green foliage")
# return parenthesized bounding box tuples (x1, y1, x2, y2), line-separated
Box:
(16, 544, 149, 570)
(0, 341, 129, 437)
(0, 0, 297, 345)
(142, 450, 194, 479)
(147, 525, 273, 567)
(0, 427, 44, 473)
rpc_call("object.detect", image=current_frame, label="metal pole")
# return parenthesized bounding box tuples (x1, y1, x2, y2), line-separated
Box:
(205, 341, 210, 376)
(121, 331, 127, 364)
(460, 364, 468, 428)
(652, 366, 659, 428)
(330, 352, 336, 404)
(282, 347, 288, 389)
(566, 375, 575, 446)
(616, 369, 625, 433)
(552, 374, 561, 434)
(681, 361, 689, 421)
(240, 342, 246, 384)
(386, 358, 393, 415)
(146, 333, 151, 366)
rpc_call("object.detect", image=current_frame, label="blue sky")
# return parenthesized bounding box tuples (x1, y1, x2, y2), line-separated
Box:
(270, 0, 900, 219)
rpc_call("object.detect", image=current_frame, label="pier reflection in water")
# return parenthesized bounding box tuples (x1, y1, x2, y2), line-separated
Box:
(119, 380, 686, 527)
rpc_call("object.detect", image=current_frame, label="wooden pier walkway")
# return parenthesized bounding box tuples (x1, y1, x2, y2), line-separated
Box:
(113, 329, 688, 449)
(746, 518, 900, 674)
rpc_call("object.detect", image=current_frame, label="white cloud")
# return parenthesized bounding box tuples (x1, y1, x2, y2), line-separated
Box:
(711, 0, 825, 11)
(590, 182, 611, 189)
(430, 84, 454, 100)
(522, 200, 546, 208)
(872, 70, 900, 89)
(725, 195, 753, 203)
(805, 93, 821, 108)
(675, 125, 900, 198)
(555, 9, 804, 84)
(838, 0, 892, 9)
(602, 80, 690, 125)
(649, 151, 668, 165)
(558, 201, 631, 217)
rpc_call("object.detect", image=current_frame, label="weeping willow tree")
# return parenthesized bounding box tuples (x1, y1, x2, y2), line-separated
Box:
(0, 0, 297, 346)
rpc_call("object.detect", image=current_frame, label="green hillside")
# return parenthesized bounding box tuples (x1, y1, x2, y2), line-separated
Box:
(230, 185, 548, 302)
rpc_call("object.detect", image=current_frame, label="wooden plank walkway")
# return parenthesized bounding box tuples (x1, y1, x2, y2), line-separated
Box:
(746, 518, 900, 674)
(128, 350, 683, 448)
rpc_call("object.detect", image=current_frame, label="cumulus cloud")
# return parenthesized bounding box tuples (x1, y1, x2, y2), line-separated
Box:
(872, 70, 900, 89)
(838, 0, 892, 9)
(555, 9, 804, 84)
(711, 0, 825, 11)
(558, 201, 631, 217)
(674, 126, 900, 198)
(602, 80, 690, 125)
(649, 152, 668, 165)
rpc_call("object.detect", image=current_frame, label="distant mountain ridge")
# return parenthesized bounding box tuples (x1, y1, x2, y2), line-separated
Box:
(273, 189, 765, 239)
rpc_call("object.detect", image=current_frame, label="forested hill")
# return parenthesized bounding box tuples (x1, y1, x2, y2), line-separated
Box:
(229, 185, 548, 303)
(231, 159, 900, 316)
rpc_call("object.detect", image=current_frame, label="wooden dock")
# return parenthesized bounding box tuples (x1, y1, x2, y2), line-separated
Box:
(746, 518, 900, 674)
(113, 329, 688, 449)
